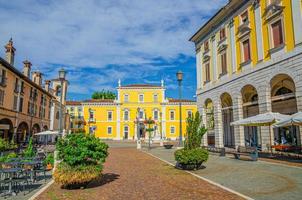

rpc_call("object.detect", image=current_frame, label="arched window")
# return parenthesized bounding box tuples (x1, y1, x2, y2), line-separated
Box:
(124, 110, 129, 121)
(56, 85, 62, 96)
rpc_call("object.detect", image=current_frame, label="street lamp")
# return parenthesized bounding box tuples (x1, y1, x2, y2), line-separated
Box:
(58, 68, 66, 135)
(136, 107, 141, 149)
(176, 70, 183, 147)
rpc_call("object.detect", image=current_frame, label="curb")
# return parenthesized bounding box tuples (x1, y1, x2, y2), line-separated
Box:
(142, 150, 254, 200)
(28, 179, 54, 200)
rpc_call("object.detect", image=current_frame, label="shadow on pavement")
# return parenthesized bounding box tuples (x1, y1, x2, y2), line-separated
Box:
(87, 173, 120, 189)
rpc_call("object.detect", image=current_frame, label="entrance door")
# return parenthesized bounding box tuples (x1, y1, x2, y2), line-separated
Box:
(222, 108, 235, 147)
(124, 126, 129, 139)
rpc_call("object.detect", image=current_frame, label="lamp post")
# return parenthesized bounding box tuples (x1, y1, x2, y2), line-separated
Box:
(160, 112, 163, 146)
(136, 107, 141, 149)
(58, 68, 66, 136)
(176, 70, 183, 147)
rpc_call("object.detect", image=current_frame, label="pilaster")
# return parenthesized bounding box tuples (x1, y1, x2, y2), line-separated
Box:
(232, 95, 245, 148)
(214, 101, 224, 147)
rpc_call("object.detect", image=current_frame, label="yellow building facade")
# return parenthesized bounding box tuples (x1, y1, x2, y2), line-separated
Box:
(190, 0, 302, 150)
(67, 82, 197, 140)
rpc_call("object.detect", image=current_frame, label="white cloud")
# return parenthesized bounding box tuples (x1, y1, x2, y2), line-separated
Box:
(0, 0, 227, 98)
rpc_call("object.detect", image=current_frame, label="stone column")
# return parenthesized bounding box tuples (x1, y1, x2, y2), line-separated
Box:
(291, 0, 302, 45)
(200, 107, 208, 146)
(228, 19, 237, 73)
(214, 100, 224, 147)
(232, 95, 245, 148)
(296, 90, 302, 147)
(258, 85, 272, 151)
(211, 35, 217, 81)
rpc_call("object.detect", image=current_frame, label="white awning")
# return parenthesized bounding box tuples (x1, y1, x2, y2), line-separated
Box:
(231, 112, 289, 126)
(0, 124, 10, 130)
(273, 112, 302, 127)
(35, 130, 60, 136)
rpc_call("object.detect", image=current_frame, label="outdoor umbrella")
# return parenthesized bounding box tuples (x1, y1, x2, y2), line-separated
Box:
(231, 112, 289, 153)
(273, 112, 302, 127)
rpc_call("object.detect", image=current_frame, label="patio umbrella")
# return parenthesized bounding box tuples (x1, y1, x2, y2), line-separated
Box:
(273, 112, 302, 127)
(231, 112, 289, 153)
(34, 130, 60, 136)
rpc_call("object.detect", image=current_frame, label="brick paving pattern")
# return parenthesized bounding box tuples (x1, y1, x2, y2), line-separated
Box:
(37, 147, 242, 200)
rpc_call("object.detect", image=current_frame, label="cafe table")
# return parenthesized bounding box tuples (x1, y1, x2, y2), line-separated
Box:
(0, 168, 23, 196)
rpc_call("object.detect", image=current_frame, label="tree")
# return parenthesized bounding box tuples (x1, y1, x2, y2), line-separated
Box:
(184, 111, 207, 150)
(91, 90, 116, 100)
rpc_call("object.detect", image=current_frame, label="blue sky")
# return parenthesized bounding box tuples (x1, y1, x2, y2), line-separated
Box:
(0, 0, 227, 100)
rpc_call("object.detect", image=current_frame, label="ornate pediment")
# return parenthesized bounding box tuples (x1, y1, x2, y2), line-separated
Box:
(264, 0, 284, 21)
(237, 21, 251, 39)
(217, 44, 227, 53)
(203, 55, 211, 63)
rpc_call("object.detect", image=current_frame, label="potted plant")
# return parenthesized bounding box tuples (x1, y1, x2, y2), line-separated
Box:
(0, 152, 17, 168)
(54, 133, 109, 188)
(43, 153, 54, 170)
(163, 142, 173, 149)
(174, 112, 209, 170)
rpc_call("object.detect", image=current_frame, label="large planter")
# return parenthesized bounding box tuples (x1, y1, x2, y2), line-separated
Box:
(164, 144, 173, 149)
(175, 162, 203, 170)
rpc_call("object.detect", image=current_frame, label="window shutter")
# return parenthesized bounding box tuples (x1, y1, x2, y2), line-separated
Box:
(243, 40, 250, 62)
(272, 20, 283, 47)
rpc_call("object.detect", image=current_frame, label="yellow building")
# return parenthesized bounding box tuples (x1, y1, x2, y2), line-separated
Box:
(67, 81, 197, 140)
(190, 0, 302, 150)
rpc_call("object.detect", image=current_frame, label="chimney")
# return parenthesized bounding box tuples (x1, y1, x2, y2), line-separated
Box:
(23, 60, 32, 77)
(4, 38, 16, 66)
(44, 80, 51, 92)
(32, 71, 42, 85)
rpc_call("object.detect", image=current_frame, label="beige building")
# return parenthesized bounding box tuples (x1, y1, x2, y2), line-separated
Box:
(0, 39, 69, 144)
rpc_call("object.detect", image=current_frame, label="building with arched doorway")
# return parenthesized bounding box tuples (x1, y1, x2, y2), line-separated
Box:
(190, 0, 302, 150)
(0, 39, 69, 144)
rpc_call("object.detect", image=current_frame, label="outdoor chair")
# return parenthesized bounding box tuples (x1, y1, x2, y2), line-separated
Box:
(11, 172, 32, 195)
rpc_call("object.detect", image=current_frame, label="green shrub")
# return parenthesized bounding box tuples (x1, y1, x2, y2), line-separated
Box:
(54, 162, 102, 187)
(0, 152, 17, 163)
(23, 137, 35, 158)
(184, 111, 207, 150)
(55, 133, 109, 187)
(175, 148, 209, 165)
(56, 133, 109, 166)
(43, 153, 54, 166)
(0, 138, 17, 151)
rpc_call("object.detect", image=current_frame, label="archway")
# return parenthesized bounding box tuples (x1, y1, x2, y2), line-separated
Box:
(241, 85, 260, 147)
(270, 74, 299, 149)
(221, 93, 235, 147)
(205, 98, 215, 146)
(0, 118, 14, 141)
(17, 122, 29, 144)
(43, 125, 48, 131)
(32, 123, 41, 135)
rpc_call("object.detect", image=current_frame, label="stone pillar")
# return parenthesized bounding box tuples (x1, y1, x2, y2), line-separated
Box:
(116, 105, 121, 140)
(228, 19, 237, 73)
(291, 0, 302, 45)
(211, 35, 217, 81)
(196, 47, 202, 89)
(214, 100, 224, 147)
(232, 95, 245, 148)
(258, 85, 272, 151)
(200, 107, 208, 146)
(296, 91, 302, 147)
(253, 2, 264, 61)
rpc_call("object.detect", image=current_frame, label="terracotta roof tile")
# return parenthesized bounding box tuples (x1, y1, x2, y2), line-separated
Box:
(66, 101, 81, 105)
(168, 98, 196, 103)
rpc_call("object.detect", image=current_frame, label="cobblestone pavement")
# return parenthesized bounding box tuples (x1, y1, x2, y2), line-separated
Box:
(37, 145, 242, 200)
(143, 146, 302, 200)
